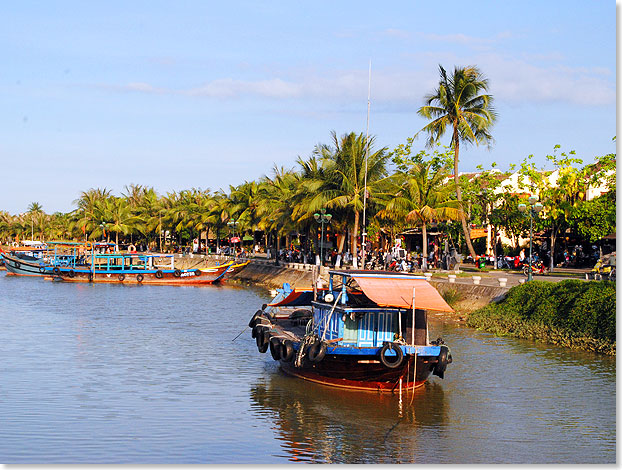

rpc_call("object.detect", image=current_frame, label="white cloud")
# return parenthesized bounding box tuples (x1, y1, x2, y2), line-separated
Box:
(112, 55, 614, 108)
(480, 55, 615, 106)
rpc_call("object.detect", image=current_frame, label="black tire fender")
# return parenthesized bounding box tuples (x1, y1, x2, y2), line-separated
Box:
(256, 326, 269, 353)
(433, 345, 450, 378)
(68, 270, 75, 278)
(379, 342, 404, 369)
(280, 340, 295, 362)
(194, 269, 201, 276)
(136, 273, 144, 283)
(118, 273, 125, 281)
(39, 266, 46, 273)
(173, 269, 182, 278)
(53, 266, 60, 275)
(269, 337, 282, 361)
(155, 270, 163, 279)
(308, 340, 327, 363)
(248, 310, 264, 328)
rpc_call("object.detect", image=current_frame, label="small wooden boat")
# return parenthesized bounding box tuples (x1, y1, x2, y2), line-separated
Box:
(222, 260, 251, 279)
(249, 270, 453, 393)
(2, 250, 48, 276)
(46, 252, 233, 285)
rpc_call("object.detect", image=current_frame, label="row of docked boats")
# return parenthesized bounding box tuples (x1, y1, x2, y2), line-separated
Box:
(248, 269, 453, 393)
(0, 241, 250, 285)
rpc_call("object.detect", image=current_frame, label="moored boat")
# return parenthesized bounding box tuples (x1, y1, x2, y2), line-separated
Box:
(249, 270, 453, 393)
(2, 250, 47, 276)
(1, 241, 112, 277)
(46, 252, 234, 285)
(222, 259, 251, 280)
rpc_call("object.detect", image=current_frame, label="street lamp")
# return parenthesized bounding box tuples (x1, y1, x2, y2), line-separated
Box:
(518, 196, 544, 281)
(314, 209, 332, 266)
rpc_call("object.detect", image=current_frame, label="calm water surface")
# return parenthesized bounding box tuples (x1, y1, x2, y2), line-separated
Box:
(0, 274, 615, 463)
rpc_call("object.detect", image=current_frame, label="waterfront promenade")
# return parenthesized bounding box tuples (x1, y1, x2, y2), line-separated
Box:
(177, 252, 592, 292)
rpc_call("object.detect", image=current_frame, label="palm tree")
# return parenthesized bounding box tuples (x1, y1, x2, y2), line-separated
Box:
(256, 166, 299, 259)
(73, 188, 112, 240)
(311, 131, 389, 266)
(27, 202, 44, 240)
(418, 65, 497, 258)
(103, 197, 139, 246)
(378, 161, 462, 269)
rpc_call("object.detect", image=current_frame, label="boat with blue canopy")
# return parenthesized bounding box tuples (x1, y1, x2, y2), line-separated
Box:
(46, 251, 234, 285)
(1, 241, 112, 276)
(249, 270, 453, 392)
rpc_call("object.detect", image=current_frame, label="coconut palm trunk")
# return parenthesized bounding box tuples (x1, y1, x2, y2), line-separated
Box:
(418, 65, 496, 261)
(453, 133, 476, 258)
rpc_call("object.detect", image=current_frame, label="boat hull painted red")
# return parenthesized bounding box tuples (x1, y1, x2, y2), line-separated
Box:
(279, 354, 434, 393)
(49, 265, 230, 285)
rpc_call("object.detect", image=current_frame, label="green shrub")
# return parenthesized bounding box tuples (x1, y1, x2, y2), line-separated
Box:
(441, 287, 463, 307)
(467, 280, 616, 354)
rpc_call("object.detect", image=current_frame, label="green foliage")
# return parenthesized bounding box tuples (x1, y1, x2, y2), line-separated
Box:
(572, 191, 616, 243)
(440, 287, 464, 307)
(467, 280, 616, 354)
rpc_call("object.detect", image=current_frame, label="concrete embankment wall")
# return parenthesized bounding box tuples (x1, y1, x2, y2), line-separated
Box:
(233, 260, 315, 290)
(430, 280, 509, 303)
(175, 254, 509, 311)
(230, 258, 511, 308)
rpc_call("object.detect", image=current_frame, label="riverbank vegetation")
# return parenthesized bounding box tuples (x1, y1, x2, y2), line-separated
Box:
(466, 280, 616, 355)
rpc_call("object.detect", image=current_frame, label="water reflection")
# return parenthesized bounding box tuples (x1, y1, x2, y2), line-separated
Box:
(250, 371, 449, 463)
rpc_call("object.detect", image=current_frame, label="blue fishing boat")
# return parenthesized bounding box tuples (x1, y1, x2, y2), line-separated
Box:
(1, 241, 111, 276)
(249, 270, 453, 392)
(47, 252, 234, 285)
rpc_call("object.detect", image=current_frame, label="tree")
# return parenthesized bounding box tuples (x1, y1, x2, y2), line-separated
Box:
(518, 147, 585, 271)
(27, 202, 44, 240)
(572, 191, 615, 245)
(310, 131, 390, 267)
(379, 151, 461, 269)
(418, 65, 497, 259)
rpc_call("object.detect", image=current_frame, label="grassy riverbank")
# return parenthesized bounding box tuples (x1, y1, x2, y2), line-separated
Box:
(466, 280, 616, 355)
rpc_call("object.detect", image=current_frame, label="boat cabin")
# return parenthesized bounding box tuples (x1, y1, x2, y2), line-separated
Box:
(270, 271, 453, 350)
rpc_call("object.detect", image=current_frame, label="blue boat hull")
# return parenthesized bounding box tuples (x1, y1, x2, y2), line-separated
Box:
(2, 253, 46, 276)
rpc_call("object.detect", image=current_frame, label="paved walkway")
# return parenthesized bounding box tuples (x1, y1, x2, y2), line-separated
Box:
(432, 266, 590, 288)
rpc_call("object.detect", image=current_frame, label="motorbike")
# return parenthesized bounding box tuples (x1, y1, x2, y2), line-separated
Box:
(496, 255, 511, 269)
(587, 259, 615, 280)
(522, 260, 549, 276)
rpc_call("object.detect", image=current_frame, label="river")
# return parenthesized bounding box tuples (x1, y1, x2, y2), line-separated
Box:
(0, 274, 615, 464)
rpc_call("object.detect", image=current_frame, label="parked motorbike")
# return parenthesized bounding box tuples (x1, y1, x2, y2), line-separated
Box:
(522, 260, 549, 276)
(587, 259, 615, 280)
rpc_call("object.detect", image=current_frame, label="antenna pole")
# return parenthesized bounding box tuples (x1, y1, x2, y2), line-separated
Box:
(361, 60, 371, 270)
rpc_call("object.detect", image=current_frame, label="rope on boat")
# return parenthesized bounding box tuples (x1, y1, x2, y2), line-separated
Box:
(294, 334, 315, 368)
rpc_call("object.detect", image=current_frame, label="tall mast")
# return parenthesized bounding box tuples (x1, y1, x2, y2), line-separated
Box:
(361, 60, 371, 269)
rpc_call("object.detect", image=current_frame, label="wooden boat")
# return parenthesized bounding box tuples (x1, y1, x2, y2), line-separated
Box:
(249, 270, 453, 393)
(46, 252, 234, 285)
(1, 241, 112, 277)
(2, 250, 48, 276)
(222, 259, 251, 279)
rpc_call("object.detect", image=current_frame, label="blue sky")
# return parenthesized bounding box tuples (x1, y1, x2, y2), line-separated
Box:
(1, 1, 616, 214)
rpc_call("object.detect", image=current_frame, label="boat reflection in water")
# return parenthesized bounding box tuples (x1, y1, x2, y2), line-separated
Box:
(249, 372, 448, 463)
